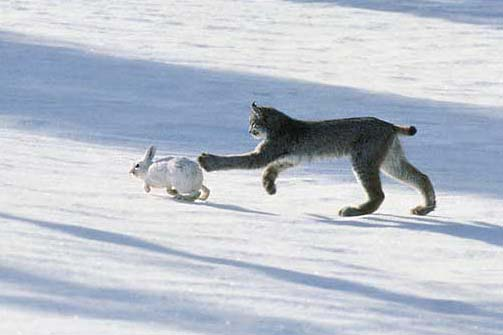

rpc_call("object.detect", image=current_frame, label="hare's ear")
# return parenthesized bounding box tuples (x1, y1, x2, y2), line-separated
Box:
(143, 145, 156, 161)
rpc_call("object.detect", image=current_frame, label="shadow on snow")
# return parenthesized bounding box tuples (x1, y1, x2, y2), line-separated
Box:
(283, 0, 503, 26)
(307, 213, 503, 248)
(1, 210, 502, 331)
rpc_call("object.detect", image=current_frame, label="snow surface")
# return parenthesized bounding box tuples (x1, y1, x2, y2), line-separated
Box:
(1, 1, 503, 334)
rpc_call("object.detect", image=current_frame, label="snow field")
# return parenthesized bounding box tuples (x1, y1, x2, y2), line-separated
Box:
(1, 1, 503, 334)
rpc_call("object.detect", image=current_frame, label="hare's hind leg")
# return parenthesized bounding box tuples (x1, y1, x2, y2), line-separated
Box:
(381, 138, 436, 215)
(175, 191, 201, 202)
(198, 185, 210, 201)
(166, 187, 178, 196)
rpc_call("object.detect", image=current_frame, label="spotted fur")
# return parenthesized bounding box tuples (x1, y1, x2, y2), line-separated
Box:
(198, 103, 435, 216)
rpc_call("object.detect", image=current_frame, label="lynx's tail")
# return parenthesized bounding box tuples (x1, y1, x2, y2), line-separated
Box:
(393, 125, 417, 136)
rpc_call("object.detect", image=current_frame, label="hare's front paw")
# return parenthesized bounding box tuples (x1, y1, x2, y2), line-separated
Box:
(198, 152, 221, 172)
(144, 184, 151, 193)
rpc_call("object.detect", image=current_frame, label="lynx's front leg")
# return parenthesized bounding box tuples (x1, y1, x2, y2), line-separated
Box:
(262, 161, 295, 195)
(198, 143, 278, 172)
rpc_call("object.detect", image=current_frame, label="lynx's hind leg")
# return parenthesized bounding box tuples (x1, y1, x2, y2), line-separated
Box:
(340, 164, 385, 217)
(340, 138, 393, 217)
(262, 161, 295, 195)
(381, 138, 436, 215)
(199, 185, 210, 201)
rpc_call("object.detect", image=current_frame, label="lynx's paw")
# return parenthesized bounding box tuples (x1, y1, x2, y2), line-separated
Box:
(198, 153, 220, 172)
(263, 179, 277, 195)
(411, 204, 435, 216)
(339, 206, 365, 217)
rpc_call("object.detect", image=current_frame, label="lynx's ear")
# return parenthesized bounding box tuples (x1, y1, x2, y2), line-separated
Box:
(251, 101, 261, 114)
(143, 145, 156, 162)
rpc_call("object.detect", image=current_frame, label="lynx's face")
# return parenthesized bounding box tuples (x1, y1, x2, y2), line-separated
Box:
(249, 102, 291, 139)
(248, 112, 268, 139)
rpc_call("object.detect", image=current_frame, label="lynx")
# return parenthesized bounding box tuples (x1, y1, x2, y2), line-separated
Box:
(198, 102, 436, 216)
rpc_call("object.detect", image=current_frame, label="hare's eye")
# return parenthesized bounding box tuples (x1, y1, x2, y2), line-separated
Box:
(135, 164, 140, 168)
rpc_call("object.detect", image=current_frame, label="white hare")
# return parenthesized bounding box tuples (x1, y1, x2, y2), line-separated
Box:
(130, 145, 210, 201)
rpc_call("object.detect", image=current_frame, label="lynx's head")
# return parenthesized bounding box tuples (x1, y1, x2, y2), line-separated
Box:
(249, 102, 292, 139)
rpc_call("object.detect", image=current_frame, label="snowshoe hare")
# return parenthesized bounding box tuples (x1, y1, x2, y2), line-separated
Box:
(130, 145, 210, 201)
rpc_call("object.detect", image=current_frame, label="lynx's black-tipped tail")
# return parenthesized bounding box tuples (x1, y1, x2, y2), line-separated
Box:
(394, 125, 417, 136)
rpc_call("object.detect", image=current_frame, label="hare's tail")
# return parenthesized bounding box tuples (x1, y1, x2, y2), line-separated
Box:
(199, 185, 210, 200)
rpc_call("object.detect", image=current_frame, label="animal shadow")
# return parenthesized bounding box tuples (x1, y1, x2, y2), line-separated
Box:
(306, 213, 503, 248)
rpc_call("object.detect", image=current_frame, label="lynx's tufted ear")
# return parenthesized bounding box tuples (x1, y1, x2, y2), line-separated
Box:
(143, 145, 156, 162)
(251, 101, 261, 114)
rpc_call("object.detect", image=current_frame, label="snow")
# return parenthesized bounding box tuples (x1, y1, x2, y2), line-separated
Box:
(1, 1, 503, 334)
(2, 0, 503, 106)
